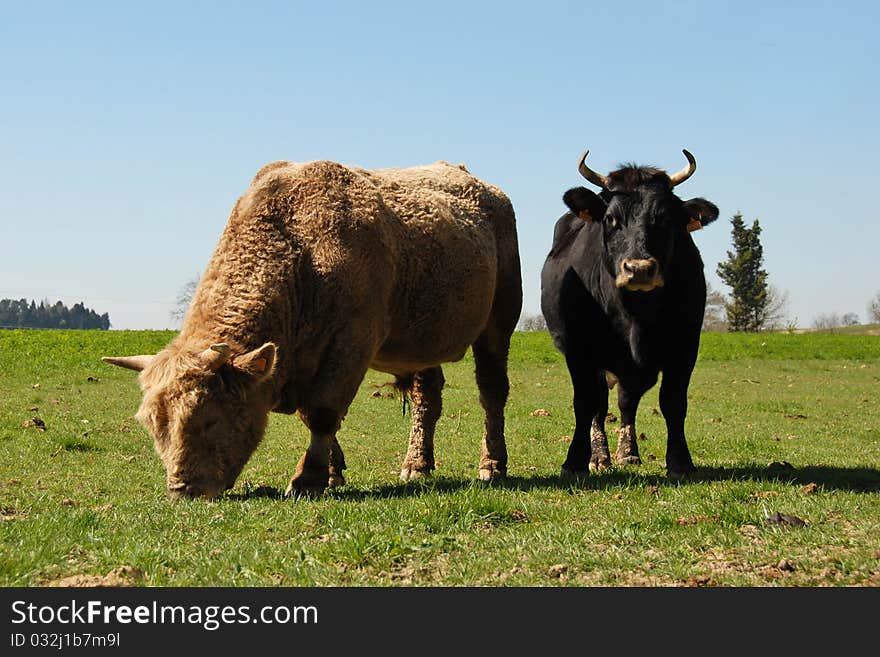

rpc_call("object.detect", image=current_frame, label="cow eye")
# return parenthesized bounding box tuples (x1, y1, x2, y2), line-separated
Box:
(606, 215, 621, 230)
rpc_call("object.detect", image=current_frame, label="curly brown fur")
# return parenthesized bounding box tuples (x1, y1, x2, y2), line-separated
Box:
(107, 160, 522, 498)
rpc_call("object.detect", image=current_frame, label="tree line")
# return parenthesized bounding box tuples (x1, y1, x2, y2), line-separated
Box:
(0, 299, 111, 330)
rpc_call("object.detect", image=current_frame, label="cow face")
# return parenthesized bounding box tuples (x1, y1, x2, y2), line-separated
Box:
(563, 150, 718, 292)
(103, 342, 276, 499)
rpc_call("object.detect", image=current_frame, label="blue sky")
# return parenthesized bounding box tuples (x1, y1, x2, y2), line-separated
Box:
(1, 1, 878, 330)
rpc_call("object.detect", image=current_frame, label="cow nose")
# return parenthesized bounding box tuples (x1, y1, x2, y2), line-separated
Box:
(622, 258, 657, 279)
(167, 479, 209, 500)
(617, 258, 662, 290)
(168, 483, 199, 500)
(168, 486, 196, 500)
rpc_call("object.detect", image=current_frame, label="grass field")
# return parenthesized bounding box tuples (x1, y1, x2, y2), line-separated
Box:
(1, 329, 878, 587)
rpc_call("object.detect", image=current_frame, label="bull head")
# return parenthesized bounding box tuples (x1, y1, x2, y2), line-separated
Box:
(103, 342, 277, 499)
(564, 148, 719, 293)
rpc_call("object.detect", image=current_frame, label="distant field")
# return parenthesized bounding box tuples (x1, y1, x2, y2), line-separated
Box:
(1, 329, 878, 586)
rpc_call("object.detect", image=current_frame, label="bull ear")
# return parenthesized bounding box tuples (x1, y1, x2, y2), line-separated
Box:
(563, 187, 607, 223)
(102, 355, 154, 372)
(234, 342, 277, 382)
(683, 198, 719, 232)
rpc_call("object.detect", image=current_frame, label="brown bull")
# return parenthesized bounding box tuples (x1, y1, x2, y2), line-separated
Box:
(103, 159, 522, 499)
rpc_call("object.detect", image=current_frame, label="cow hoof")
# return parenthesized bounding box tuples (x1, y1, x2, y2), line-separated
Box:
(667, 465, 696, 480)
(284, 483, 325, 499)
(588, 458, 612, 472)
(614, 455, 642, 466)
(327, 473, 346, 488)
(400, 467, 432, 482)
(478, 465, 506, 482)
(285, 472, 328, 499)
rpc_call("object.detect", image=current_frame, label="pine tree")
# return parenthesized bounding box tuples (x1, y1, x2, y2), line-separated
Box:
(716, 213, 769, 332)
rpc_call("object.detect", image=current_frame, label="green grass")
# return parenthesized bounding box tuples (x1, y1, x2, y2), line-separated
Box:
(1, 329, 878, 586)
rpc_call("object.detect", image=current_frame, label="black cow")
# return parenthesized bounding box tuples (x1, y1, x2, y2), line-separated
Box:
(541, 149, 719, 478)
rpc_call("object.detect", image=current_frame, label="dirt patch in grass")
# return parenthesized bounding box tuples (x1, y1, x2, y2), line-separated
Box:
(1, 506, 26, 521)
(681, 574, 714, 587)
(676, 514, 720, 526)
(47, 566, 146, 587)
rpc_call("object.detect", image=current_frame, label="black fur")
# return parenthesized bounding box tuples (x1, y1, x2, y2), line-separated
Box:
(541, 163, 719, 477)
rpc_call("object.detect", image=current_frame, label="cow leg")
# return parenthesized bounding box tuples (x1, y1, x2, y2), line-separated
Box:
(589, 372, 612, 471)
(287, 411, 336, 498)
(562, 363, 608, 476)
(473, 332, 511, 481)
(659, 368, 696, 478)
(614, 383, 643, 466)
(288, 427, 344, 491)
(400, 366, 445, 481)
(328, 435, 346, 488)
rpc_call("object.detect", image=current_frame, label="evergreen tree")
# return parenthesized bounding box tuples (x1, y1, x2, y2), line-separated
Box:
(716, 213, 769, 332)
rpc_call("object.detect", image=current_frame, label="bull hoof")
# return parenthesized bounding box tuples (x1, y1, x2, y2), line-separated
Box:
(285, 469, 329, 499)
(478, 464, 506, 482)
(614, 454, 642, 466)
(667, 465, 697, 480)
(284, 482, 326, 499)
(399, 466, 432, 482)
(327, 473, 346, 488)
(561, 466, 588, 479)
(588, 456, 612, 472)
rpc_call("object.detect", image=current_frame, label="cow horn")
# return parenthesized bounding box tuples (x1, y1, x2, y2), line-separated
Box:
(668, 149, 697, 187)
(101, 355, 154, 372)
(577, 149, 609, 189)
(200, 343, 232, 371)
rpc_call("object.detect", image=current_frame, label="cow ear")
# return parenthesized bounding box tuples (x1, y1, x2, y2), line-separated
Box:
(682, 198, 719, 232)
(563, 187, 607, 223)
(234, 342, 277, 383)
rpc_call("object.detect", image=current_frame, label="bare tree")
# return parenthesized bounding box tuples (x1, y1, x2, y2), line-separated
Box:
(842, 312, 860, 327)
(702, 283, 728, 332)
(170, 273, 200, 327)
(517, 313, 547, 332)
(814, 312, 861, 331)
(763, 285, 791, 331)
(813, 313, 842, 331)
(869, 291, 880, 323)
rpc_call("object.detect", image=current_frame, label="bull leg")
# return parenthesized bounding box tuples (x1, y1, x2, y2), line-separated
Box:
(289, 426, 344, 491)
(287, 405, 347, 498)
(562, 363, 609, 476)
(614, 384, 643, 466)
(473, 333, 512, 481)
(400, 366, 445, 481)
(328, 435, 346, 488)
(659, 368, 696, 478)
(589, 372, 612, 472)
